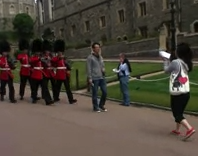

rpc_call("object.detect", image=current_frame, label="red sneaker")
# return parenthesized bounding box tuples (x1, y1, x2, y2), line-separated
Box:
(171, 130, 181, 135)
(183, 128, 195, 141)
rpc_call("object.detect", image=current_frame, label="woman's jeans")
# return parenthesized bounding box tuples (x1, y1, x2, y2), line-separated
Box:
(119, 76, 130, 105)
(91, 79, 107, 110)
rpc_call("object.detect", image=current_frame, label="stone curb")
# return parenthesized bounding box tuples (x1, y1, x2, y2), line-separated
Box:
(13, 82, 198, 116)
(71, 59, 198, 64)
(73, 92, 198, 117)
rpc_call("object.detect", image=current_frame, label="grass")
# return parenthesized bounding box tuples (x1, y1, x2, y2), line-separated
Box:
(106, 67, 198, 112)
(13, 61, 163, 90)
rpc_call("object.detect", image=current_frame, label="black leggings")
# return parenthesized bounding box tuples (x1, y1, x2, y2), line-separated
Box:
(171, 93, 190, 123)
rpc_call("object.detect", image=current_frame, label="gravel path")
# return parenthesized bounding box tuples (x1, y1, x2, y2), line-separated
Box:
(0, 83, 197, 156)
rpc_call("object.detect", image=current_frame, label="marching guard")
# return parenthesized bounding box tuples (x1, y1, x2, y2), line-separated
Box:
(52, 39, 77, 104)
(29, 39, 53, 105)
(0, 40, 17, 103)
(17, 39, 31, 100)
(41, 40, 56, 103)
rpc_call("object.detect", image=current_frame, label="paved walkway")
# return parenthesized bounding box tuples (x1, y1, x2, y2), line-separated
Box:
(0, 84, 197, 156)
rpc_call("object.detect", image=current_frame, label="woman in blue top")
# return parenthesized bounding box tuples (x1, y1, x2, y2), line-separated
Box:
(117, 53, 132, 106)
(163, 43, 195, 140)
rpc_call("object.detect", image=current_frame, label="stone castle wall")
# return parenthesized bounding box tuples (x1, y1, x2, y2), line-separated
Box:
(64, 34, 198, 59)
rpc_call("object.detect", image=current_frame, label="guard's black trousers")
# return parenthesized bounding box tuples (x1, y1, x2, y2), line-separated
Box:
(0, 77, 15, 101)
(41, 77, 56, 100)
(54, 79, 74, 103)
(0, 80, 6, 95)
(31, 78, 52, 104)
(19, 75, 31, 98)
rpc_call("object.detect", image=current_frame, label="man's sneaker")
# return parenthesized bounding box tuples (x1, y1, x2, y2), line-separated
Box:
(171, 130, 181, 136)
(183, 128, 195, 141)
(99, 106, 107, 112)
(93, 108, 101, 113)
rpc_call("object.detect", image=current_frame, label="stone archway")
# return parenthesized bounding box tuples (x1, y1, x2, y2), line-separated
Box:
(190, 20, 198, 33)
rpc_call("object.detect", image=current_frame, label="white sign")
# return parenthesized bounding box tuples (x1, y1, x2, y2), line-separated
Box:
(159, 51, 171, 59)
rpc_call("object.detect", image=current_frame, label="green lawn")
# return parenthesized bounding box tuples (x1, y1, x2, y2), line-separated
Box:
(13, 61, 163, 90)
(106, 67, 198, 112)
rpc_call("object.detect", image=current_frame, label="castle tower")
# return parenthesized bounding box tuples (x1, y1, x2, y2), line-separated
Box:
(0, 0, 36, 31)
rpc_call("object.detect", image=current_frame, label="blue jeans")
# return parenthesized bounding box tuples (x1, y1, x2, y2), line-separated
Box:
(92, 79, 107, 110)
(119, 76, 130, 105)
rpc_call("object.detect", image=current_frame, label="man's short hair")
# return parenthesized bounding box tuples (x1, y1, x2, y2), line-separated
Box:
(91, 42, 100, 49)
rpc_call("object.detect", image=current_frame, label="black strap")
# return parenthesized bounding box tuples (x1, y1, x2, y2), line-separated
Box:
(124, 59, 132, 72)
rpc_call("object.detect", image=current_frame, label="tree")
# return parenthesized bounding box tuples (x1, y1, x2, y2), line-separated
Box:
(12, 13, 34, 40)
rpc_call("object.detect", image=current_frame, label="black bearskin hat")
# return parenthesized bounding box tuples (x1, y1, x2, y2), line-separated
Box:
(42, 40, 52, 52)
(54, 39, 65, 53)
(18, 39, 29, 51)
(31, 39, 42, 54)
(0, 40, 11, 54)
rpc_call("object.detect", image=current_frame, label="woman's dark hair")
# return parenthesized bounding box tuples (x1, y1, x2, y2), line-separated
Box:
(176, 42, 193, 72)
(170, 50, 177, 61)
(91, 42, 100, 49)
(119, 53, 132, 72)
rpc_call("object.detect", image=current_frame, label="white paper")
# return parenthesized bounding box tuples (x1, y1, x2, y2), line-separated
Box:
(112, 68, 120, 73)
(159, 51, 171, 59)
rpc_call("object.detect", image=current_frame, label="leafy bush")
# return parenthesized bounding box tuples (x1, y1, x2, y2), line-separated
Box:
(12, 13, 34, 40)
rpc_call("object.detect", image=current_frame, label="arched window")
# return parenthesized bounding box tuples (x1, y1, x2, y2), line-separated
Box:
(49, 0, 54, 20)
(9, 5, 15, 14)
(194, 22, 198, 33)
(51, 0, 54, 6)
(26, 7, 29, 14)
(190, 20, 198, 33)
(38, 0, 45, 24)
(59, 28, 64, 38)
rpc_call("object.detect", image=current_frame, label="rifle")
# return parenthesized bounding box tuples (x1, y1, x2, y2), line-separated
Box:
(7, 55, 17, 69)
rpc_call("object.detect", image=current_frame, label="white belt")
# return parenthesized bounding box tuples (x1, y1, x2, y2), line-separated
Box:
(47, 67, 53, 69)
(0, 68, 10, 70)
(57, 67, 66, 69)
(34, 67, 43, 70)
(22, 64, 30, 67)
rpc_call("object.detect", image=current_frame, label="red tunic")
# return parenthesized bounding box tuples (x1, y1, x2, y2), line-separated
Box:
(0, 56, 14, 80)
(51, 56, 67, 80)
(42, 54, 55, 78)
(29, 56, 44, 80)
(17, 53, 31, 76)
